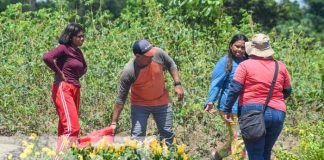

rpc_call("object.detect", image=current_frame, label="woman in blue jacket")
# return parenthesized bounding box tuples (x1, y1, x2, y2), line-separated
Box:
(205, 34, 248, 160)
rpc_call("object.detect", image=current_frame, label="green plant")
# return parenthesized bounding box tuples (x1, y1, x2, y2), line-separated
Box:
(1, 0, 323, 159)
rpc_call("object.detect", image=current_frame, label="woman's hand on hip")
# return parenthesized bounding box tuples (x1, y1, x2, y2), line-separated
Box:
(56, 71, 66, 81)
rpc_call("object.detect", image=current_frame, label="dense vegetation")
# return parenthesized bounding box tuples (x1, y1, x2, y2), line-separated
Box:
(0, 0, 323, 159)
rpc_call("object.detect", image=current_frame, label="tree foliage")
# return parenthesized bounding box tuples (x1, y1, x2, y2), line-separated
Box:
(1, 0, 322, 41)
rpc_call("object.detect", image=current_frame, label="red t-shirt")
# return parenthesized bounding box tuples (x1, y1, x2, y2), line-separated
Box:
(233, 57, 291, 112)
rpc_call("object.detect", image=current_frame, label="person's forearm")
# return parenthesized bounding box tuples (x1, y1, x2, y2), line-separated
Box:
(224, 80, 243, 113)
(170, 69, 181, 82)
(111, 103, 124, 124)
(283, 87, 292, 99)
(43, 54, 60, 73)
(43, 45, 65, 73)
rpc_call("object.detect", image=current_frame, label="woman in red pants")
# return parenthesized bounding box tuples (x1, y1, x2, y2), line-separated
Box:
(43, 23, 87, 151)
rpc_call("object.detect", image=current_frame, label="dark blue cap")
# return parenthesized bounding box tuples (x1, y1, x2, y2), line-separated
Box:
(132, 39, 153, 55)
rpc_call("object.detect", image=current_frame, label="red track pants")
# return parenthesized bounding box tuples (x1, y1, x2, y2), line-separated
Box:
(52, 81, 80, 151)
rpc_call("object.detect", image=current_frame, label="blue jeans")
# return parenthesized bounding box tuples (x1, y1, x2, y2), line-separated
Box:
(131, 103, 174, 145)
(239, 104, 286, 160)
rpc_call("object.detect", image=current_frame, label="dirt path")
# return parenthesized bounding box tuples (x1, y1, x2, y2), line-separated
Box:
(0, 136, 21, 160)
(0, 135, 57, 160)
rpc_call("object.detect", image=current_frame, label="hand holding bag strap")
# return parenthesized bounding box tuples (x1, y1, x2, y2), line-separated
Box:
(263, 60, 279, 113)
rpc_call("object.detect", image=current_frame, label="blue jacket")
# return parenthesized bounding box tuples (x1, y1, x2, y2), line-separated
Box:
(205, 54, 244, 114)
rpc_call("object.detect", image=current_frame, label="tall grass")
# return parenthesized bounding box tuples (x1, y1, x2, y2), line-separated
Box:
(0, 1, 323, 159)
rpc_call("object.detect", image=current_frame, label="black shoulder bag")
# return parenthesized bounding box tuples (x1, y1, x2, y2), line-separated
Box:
(239, 60, 279, 142)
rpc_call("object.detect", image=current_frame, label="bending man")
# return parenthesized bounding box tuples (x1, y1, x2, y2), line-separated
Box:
(109, 39, 184, 145)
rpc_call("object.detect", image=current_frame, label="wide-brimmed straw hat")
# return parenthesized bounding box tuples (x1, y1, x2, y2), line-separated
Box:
(245, 33, 274, 58)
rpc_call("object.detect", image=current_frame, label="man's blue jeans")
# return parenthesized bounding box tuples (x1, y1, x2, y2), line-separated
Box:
(131, 103, 174, 145)
(239, 104, 286, 160)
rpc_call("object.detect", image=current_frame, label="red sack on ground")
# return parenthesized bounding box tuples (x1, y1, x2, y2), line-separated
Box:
(78, 126, 114, 148)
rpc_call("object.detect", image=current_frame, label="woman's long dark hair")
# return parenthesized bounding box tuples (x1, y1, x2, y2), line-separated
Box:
(226, 34, 248, 74)
(59, 23, 85, 45)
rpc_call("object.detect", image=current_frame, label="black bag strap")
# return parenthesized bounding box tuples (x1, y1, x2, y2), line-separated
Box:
(263, 60, 279, 113)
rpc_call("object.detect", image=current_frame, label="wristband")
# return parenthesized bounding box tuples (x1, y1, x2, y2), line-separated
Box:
(174, 81, 181, 86)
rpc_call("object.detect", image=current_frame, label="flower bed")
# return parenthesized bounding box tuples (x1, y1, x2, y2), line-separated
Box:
(7, 134, 189, 160)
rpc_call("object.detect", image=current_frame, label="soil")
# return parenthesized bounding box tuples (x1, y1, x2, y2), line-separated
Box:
(0, 135, 56, 160)
(0, 117, 299, 160)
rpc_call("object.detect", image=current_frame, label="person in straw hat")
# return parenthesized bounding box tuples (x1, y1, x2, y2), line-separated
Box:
(223, 33, 292, 160)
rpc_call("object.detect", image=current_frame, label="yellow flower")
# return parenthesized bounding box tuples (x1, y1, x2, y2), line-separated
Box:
(151, 138, 158, 146)
(150, 139, 162, 156)
(24, 148, 33, 155)
(7, 153, 13, 160)
(47, 150, 56, 157)
(29, 133, 38, 140)
(71, 142, 77, 148)
(107, 144, 114, 150)
(284, 127, 289, 134)
(177, 144, 185, 154)
(162, 140, 169, 155)
(78, 154, 84, 160)
(89, 152, 96, 159)
(97, 138, 107, 152)
(173, 137, 177, 144)
(129, 139, 138, 149)
(152, 145, 162, 155)
(96, 146, 101, 153)
(42, 147, 50, 153)
(116, 145, 125, 155)
(299, 129, 305, 135)
(63, 136, 69, 147)
(162, 140, 167, 148)
(19, 152, 27, 159)
(92, 149, 96, 155)
(26, 143, 34, 150)
(35, 152, 41, 156)
(121, 145, 125, 152)
(164, 148, 169, 155)
(96, 139, 104, 152)
(183, 153, 188, 160)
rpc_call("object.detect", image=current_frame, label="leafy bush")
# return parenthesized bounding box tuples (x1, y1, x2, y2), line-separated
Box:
(0, 0, 323, 159)
(275, 120, 324, 160)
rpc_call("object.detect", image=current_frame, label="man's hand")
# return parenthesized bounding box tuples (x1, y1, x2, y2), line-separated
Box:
(174, 85, 184, 101)
(110, 103, 123, 135)
(204, 102, 217, 113)
(109, 123, 117, 135)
